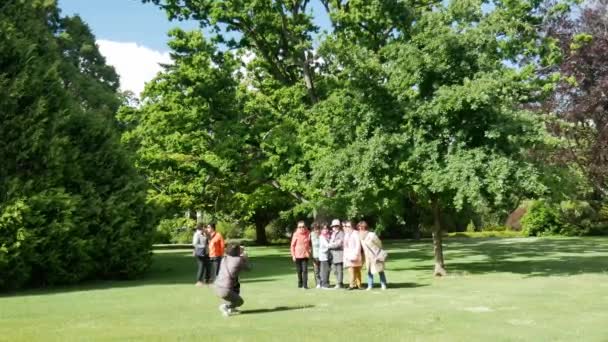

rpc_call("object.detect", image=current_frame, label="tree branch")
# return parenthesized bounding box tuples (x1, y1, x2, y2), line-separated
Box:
(269, 179, 309, 203)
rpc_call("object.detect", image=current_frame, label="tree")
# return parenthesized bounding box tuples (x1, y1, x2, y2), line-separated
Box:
(118, 29, 295, 244)
(144, 0, 572, 274)
(0, 0, 155, 290)
(544, 0, 608, 198)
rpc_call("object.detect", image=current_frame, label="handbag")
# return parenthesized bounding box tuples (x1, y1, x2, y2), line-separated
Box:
(195, 246, 207, 257)
(375, 249, 388, 262)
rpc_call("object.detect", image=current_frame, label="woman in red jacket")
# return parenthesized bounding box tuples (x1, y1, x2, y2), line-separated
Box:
(290, 220, 311, 289)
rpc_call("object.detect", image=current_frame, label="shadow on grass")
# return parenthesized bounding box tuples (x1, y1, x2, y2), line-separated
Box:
(4, 237, 608, 296)
(421, 255, 608, 277)
(385, 282, 429, 289)
(389, 237, 608, 277)
(240, 305, 315, 315)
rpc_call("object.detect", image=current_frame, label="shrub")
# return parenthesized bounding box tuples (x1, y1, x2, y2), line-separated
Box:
(0, 2, 157, 290)
(482, 225, 509, 232)
(216, 221, 243, 239)
(521, 200, 606, 237)
(266, 220, 290, 242)
(521, 200, 562, 236)
(156, 218, 195, 244)
(448, 231, 523, 238)
(466, 221, 476, 232)
(243, 225, 257, 241)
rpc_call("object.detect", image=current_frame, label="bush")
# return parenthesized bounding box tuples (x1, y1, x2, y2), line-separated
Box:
(266, 220, 290, 242)
(0, 2, 157, 290)
(156, 218, 195, 244)
(243, 225, 257, 241)
(521, 200, 563, 236)
(216, 221, 243, 239)
(521, 200, 606, 237)
(448, 231, 524, 238)
(482, 225, 508, 232)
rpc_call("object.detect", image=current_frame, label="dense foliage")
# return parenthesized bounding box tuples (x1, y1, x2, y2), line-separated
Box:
(543, 0, 608, 197)
(0, 0, 156, 290)
(128, 0, 593, 275)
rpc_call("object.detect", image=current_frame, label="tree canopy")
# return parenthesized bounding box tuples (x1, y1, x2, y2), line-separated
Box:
(128, 0, 580, 274)
(0, 0, 156, 290)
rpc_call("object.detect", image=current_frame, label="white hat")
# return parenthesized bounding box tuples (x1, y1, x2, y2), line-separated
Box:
(330, 219, 341, 227)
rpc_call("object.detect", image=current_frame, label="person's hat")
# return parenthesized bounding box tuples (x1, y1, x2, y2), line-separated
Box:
(330, 219, 341, 227)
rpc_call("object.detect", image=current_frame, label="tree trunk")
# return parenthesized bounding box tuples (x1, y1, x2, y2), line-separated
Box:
(302, 51, 318, 103)
(432, 200, 447, 276)
(254, 214, 269, 246)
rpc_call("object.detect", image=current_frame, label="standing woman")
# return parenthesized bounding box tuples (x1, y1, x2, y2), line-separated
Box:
(358, 221, 388, 290)
(318, 224, 332, 289)
(343, 220, 363, 290)
(310, 223, 322, 288)
(290, 221, 311, 289)
(207, 223, 225, 283)
(328, 219, 345, 289)
(192, 223, 209, 286)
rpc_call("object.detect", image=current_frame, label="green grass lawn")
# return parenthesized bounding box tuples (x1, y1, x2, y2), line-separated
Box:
(2, 237, 608, 341)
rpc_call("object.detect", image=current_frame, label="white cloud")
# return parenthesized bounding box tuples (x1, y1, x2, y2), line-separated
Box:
(96, 39, 172, 97)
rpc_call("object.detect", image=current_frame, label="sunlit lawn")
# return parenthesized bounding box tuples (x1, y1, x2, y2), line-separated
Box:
(1, 237, 608, 341)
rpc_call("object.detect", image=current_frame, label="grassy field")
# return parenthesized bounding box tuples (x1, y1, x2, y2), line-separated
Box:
(1, 237, 608, 341)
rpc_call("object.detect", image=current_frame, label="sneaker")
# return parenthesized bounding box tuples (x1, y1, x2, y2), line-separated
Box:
(218, 304, 230, 317)
(321, 286, 332, 290)
(316, 284, 321, 289)
(381, 284, 387, 290)
(366, 286, 373, 291)
(333, 284, 341, 289)
(195, 281, 204, 287)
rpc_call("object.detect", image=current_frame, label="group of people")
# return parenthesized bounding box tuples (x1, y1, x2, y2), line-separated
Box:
(191, 218, 389, 318)
(192, 223, 226, 286)
(290, 219, 388, 291)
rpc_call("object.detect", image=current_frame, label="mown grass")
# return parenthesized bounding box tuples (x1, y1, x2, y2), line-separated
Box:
(1, 237, 608, 341)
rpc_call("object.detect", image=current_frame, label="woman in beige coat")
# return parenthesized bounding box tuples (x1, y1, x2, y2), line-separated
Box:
(358, 221, 388, 290)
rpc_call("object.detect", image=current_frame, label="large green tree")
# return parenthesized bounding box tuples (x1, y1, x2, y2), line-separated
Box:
(144, 0, 572, 273)
(0, 0, 155, 290)
(118, 29, 295, 244)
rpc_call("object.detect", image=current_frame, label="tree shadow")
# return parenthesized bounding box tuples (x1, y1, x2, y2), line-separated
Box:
(239, 305, 315, 315)
(384, 282, 429, 289)
(3, 237, 607, 297)
(421, 255, 608, 277)
(395, 237, 608, 277)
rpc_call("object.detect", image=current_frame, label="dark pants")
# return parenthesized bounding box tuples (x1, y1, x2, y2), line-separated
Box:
(332, 262, 344, 287)
(295, 258, 308, 288)
(209, 257, 222, 283)
(320, 260, 330, 287)
(216, 288, 244, 310)
(312, 258, 321, 287)
(196, 256, 211, 283)
(223, 291, 244, 309)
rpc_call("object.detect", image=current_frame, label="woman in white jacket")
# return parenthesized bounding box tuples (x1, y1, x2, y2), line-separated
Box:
(318, 224, 332, 289)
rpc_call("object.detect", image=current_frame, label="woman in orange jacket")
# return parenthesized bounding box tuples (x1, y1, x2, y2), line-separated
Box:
(290, 220, 311, 289)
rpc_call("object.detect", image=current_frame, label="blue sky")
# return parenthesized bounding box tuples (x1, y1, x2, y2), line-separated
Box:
(58, 0, 199, 51)
(58, 0, 331, 50)
(57, 0, 331, 95)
